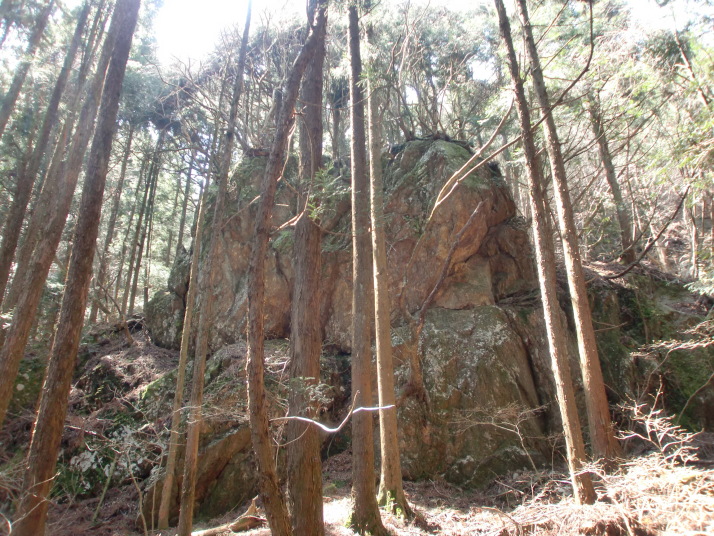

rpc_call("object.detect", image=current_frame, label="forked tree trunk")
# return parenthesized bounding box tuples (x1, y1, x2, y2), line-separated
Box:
(245, 5, 327, 535)
(346, 5, 388, 534)
(286, 1, 326, 534)
(176, 5, 251, 535)
(0, 0, 123, 430)
(0, 1, 88, 308)
(514, 0, 621, 465)
(494, 0, 597, 505)
(366, 11, 410, 517)
(10, 2, 139, 534)
(0, 0, 55, 140)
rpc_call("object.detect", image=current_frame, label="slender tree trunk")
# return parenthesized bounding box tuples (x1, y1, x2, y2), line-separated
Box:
(346, 5, 387, 534)
(494, 0, 597, 505)
(176, 5, 251, 535)
(11, 3, 139, 534)
(586, 96, 635, 264)
(0, 1, 124, 429)
(157, 177, 206, 530)
(0, 0, 55, 140)
(0, 0, 104, 315)
(143, 188, 155, 309)
(121, 160, 149, 314)
(245, 5, 327, 535)
(0, 2, 88, 307)
(286, 2, 326, 534)
(175, 149, 195, 258)
(128, 137, 162, 315)
(367, 27, 410, 516)
(514, 0, 621, 465)
(90, 123, 134, 322)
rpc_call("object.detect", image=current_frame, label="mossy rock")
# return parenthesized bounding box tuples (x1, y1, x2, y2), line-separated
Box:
(8, 356, 45, 415)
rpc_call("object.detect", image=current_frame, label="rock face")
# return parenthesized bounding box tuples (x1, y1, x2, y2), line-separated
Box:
(142, 138, 712, 518)
(145, 139, 552, 492)
(148, 139, 535, 353)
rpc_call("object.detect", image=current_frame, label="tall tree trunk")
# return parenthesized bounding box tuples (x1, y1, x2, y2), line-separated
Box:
(0, 0, 55, 140)
(0, 0, 124, 429)
(157, 177, 206, 530)
(245, 5, 327, 535)
(176, 5, 251, 534)
(121, 159, 150, 315)
(128, 137, 162, 315)
(286, 1, 326, 534)
(10, 3, 139, 534)
(2, 2, 105, 318)
(367, 26, 410, 517)
(0, 1, 88, 307)
(586, 96, 635, 264)
(175, 149, 195, 259)
(494, 0, 597, 505)
(515, 0, 621, 465)
(90, 123, 134, 322)
(0, 0, 104, 315)
(346, 5, 387, 534)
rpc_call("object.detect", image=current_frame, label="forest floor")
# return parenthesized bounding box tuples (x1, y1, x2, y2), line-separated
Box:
(41, 438, 714, 536)
(3, 272, 713, 536)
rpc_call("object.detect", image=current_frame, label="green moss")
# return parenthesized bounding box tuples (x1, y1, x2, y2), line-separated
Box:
(9, 356, 44, 414)
(271, 229, 294, 254)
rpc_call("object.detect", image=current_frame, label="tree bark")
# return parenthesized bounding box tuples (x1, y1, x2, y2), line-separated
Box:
(176, 5, 251, 535)
(245, 4, 327, 535)
(10, 2, 139, 534)
(286, 1, 327, 534)
(368, 33, 410, 518)
(0, 0, 55, 140)
(0, 0, 124, 430)
(346, 5, 387, 534)
(128, 138, 161, 315)
(120, 159, 147, 310)
(494, 0, 597, 505)
(514, 0, 621, 465)
(175, 149, 195, 259)
(90, 123, 134, 322)
(0, 0, 107, 317)
(586, 95, 635, 264)
(157, 178, 206, 530)
(0, 1, 88, 308)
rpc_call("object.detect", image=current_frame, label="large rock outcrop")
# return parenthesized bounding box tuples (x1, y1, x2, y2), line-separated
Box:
(145, 139, 553, 495)
(148, 139, 535, 352)
(142, 139, 713, 519)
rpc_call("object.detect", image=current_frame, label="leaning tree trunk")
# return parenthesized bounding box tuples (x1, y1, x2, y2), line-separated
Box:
(346, 5, 388, 534)
(0, 0, 104, 316)
(586, 95, 635, 264)
(0, 0, 55, 140)
(0, 1, 88, 308)
(245, 5, 328, 535)
(515, 0, 622, 465)
(286, 1, 327, 534)
(10, 2, 139, 534)
(0, 0, 124, 430)
(494, 0, 597, 505)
